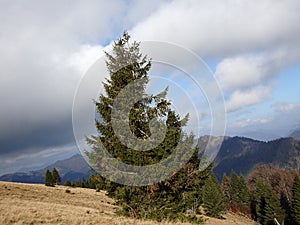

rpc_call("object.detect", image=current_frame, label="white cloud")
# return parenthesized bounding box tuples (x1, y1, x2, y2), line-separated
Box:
(67, 44, 105, 74)
(215, 48, 299, 91)
(227, 101, 300, 140)
(276, 101, 300, 112)
(232, 118, 270, 128)
(226, 86, 272, 112)
(215, 54, 268, 90)
(129, 0, 300, 114)
(132, 0, 300, 58)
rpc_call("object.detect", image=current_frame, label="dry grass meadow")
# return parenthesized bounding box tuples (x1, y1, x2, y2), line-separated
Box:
(0, 181, 257, 225)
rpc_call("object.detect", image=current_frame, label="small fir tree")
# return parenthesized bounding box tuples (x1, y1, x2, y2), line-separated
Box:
(52, 168, 61, 185)
(73, 178, 82, 187)
(229, 172, 240, 206)
(202, 173, 227, 219)
(238, 174, 250, 213)
(45, 169, 53, 187)
(64, 179, 72, 187)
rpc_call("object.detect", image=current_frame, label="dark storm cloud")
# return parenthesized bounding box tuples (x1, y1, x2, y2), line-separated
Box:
(0, 116, 74, 156)
(0, 0, 168, 175)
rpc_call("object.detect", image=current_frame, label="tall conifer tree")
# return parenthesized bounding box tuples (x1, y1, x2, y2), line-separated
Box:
(255, 180, 284, 225)
(86, 32, 185, 171)
(203, 173, 227, 219)
(290, 174, 300, 225)
(229, 172, 250, 214)
(52, 168, 61, 185)
(221, 174, 231, 207)
(45, 169, 53, 187)
(85, 32, 211, 223)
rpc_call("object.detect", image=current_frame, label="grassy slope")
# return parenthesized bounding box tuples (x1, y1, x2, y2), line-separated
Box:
(0, 181, 257, 225)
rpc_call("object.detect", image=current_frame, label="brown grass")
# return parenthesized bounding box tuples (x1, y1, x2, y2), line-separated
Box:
(0, 181, 257, 224)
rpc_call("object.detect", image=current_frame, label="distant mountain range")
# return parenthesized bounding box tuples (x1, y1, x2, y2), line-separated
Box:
(0, 154, 91, 184)
(205, 136, 300, 180)
(1, 136, 300, 184)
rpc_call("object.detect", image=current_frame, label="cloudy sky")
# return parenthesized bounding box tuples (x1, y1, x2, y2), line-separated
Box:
(0, 0, 299, 175)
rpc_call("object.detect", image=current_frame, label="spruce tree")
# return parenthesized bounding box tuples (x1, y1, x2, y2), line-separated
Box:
(238, 174, 250, 213)
(290, 174, 300, 225)
(45, 169, 53, 187)
(229, 172, 250, 214)
(230, 172, 241, 207)
(202, 173, 227, 219)
(86, 32, 174, 170)
(221, 173, 231, 207)
(64, 179, 72, 187)
(52, 168, 61, 185)
(85, 32, 211, 223)
(114, 151, 212, 223)
(73, 178, 82, 187)
(255, 179, 285, 225)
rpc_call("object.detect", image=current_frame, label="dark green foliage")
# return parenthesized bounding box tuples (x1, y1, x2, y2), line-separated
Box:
(112, 149, 211, 223)
(87, 174, 96, 189)
(52, 168, 61, 185)
(86, 32, 176, 170)
(229, 172, 250, 214)
(81, 177, 86, 188)
(238, 174, 250, 207)
(85, 32, 212, 223)
(45, 168, 61, 186)
(221, 174, 231, 206)
(73, 178, 81, 187)
(202, 173, 227, 219)
(254, 180, 285, 225)
(280, 191, 290, 220)
(229, 172, 240, 205)
(89, 173, 110, 191)
(45, 169, 54, 187)
(64, 179, 72, 186)
(290, 174, 300, 225)
(70, 177, 94, 188)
